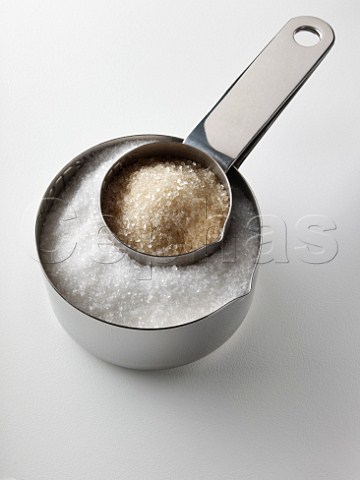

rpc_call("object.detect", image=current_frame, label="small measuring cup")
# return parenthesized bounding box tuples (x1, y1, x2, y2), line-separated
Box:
(100, 16, 334, 266)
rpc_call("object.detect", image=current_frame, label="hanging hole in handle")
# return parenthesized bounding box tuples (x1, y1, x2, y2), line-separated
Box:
(294, 26, 321, 46)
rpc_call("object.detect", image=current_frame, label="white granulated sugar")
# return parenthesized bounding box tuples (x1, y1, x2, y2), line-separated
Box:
(40, 142, 260, 328)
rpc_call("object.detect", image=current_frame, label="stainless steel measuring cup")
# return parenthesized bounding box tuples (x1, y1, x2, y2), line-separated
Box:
(35, 16, 335, 370)
(100, 16, 335, 266)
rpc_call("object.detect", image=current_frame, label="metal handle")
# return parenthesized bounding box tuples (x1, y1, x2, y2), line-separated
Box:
(185, 16, 335, 172)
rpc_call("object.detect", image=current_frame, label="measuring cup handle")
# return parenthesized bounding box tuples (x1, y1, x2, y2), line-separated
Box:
(184, 16, 335, 172)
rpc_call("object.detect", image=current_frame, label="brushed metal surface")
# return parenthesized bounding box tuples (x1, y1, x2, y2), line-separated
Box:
(185, 17, 335, 171)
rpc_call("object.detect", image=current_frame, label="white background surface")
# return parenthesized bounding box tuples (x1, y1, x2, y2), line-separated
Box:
(1, 1, 360, 478)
